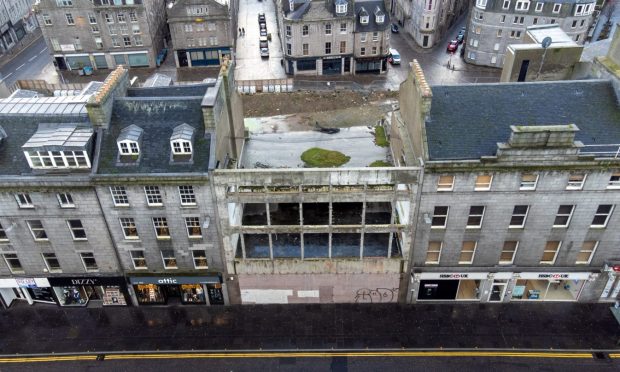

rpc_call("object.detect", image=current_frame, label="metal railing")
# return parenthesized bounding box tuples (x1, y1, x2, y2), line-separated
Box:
(580, 144, 620, 158)
(236, 78, 294, 94)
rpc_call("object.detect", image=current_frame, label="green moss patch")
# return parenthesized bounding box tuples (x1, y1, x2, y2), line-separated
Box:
(369, 160, 392, 167)
(374, 126, 389, 147)
(301, 147, 350, 167)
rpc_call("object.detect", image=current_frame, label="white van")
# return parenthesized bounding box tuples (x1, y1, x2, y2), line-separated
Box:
(389, 48, 401, 65)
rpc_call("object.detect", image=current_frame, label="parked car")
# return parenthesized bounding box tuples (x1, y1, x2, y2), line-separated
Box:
(391, 23, 399, 33)
(447, 40, 458, 53)
(456, 33, 465, 44)
(260, 28, 267, 37)
(258, 12, 265, 22)
(388, 48, 401, 65)
(259, 36, 269, 58)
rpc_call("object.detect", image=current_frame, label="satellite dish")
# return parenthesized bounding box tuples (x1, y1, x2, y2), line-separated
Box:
(541, 36, 552, 49)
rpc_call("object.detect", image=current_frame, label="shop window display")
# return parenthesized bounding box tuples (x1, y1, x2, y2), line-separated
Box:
(54, 286, 91, 306)
(511, 279, 584, 301)
(136, 284, 165, 304)
(181, 284, 206, 304)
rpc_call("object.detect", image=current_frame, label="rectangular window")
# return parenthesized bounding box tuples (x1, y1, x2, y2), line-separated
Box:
(43, 14, 52, 26)
(372, 32, 379, 41)
(325, 42, 331, 54)
(42, 253, 61, 272)
(88, 13, 97, 24)
(325, 23, 331, 35)
(302, 43, 309, 55)
(466, 206, 485, 228)
(185, 217, 202, 238)
(535, 2, 543, 11)
(437, 175, 455, 191)
(553, 205, 574, 227)
(56, 0, 73, 5)
(67, 220, 87, 240)
(3, 253, 23, 273)
(0, 223, 8, 242)
(15, 193, 34, 208)
(340, 23, 347, 33)
(607, 172, 620, 188)
(340, 41, 346, 54)
(178, 186, 196, 206)
(184, 23, 193, 32)
(500, 15, 505, 23)
(123, 36, 131, 47)
(161, 250, 177, 269)
(56, 192, 75, 208)
(302, 25, 309, 36)
(27, 220, 48, 241)
(134, 35, 143, 46)
(65, 13, 75, 25)
(80, 252, 98, 271)
(553, 3, 561, 13)
(591, 204, 613, 228)
(431, 206, 449, 228)
(499, 241, 518, 264)
(576, 241, 597, 264)
(132, 25, 140, 34)
(475, 175, 493, 190)
(117, 12, 126, 23)
(361, 33, 367, 42)
(503, 0, 510, 9)
(129, 11, 138, 22)
(571, 20, 577, 28)
(286, 43, 291, 55)
(516, 0, 530, 10)
(371, 46, 377, 55)
(119, 218, 139, 240)
(509, 205, 529, 228)
(567, 173, 586, 190)
(144, 186, 162, 206)
(192, 250, 208, 269)
(425, 241, 442, 264)
(104, 13, 114, 23)
(459, 241, 477, 264)
(110, 186, 129, 206)
(540, 241, 561, 264)
(286, 25, 291, 37)
(95, 37, 103, 48)
(130, 250, 147, 269)
(497, 29, 503, 37)
(152, 217, 170, 239)
(520, 173, 538, 190)
(360, 47, 365, 56)
(533, 17, 538, 25)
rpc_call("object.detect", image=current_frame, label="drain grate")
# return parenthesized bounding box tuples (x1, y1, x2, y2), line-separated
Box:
(96, 354, 106, 361)
(593, 352, 609, 361)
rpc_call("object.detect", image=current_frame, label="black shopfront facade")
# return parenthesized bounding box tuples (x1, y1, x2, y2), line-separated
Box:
(129, 275, 225, 306)
(47, 276, 129, 307)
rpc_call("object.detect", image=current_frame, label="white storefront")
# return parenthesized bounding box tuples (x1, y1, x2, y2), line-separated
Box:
(0, 277, 53, 308)
(510, 272, 593, 302)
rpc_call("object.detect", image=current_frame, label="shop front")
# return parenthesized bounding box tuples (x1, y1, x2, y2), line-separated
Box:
(416, 273, 487, 301)
(47, 276, 128, 307)
(510, 272, 591, 302)
(129, 275, 225, 306)
(600, 263, 620, 302)
(0, 277, 53, 308)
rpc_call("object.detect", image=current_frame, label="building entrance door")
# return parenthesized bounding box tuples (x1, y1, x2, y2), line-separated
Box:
(489, 282, 506, 302)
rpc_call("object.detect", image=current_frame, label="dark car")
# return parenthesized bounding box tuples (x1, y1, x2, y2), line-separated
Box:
(391, 23, 399, 33)
(447, 40, 458, 53)
(456, 33, 465, 44)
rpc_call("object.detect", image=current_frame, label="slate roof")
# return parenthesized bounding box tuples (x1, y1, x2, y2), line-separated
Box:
(118, 124, 143, 143)
(354, 0, 389, 32)
(97, 97, 211, 175)
(425, 80, 620, 161)
(0, 115, 90, 175)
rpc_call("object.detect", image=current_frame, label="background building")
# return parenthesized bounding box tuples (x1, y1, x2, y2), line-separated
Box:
(0, 0, 39, 56)
(34, 0, 168, 71)
(466, 0, 596, 67)
(167, 0, 234, 67)
(392, 0, 470, 48)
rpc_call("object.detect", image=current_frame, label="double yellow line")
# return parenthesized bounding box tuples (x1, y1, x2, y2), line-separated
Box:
(0, 350, 600, 363)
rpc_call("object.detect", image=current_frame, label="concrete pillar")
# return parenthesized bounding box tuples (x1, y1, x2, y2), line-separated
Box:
(21, 288, 33, 305)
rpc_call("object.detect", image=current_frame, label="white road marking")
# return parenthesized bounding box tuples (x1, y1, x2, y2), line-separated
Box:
(0, 72, 13, 82)
(16, 64, 24, 70)
(39, 49, 46, 54)
(28, 56, 37, 62)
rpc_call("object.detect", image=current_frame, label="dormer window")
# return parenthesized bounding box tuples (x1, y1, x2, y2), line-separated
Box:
(335, 0, 348, 14)
(359, 7, 369, 24)
(374, 6, 385, 24)
(170, 123, 195, 161)
(289, 0, 294, 12)
(117, 124, 143, 162)
(22, 123, 93, 169)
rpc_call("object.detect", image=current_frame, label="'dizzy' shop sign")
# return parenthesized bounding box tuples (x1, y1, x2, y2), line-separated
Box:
(47, 277, 126, 286)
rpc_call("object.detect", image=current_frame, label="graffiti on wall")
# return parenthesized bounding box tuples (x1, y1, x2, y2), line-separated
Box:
(354, 288, 398, 303)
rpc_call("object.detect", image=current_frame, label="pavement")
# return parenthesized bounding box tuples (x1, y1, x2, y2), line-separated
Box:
(0, 302, 619, 354)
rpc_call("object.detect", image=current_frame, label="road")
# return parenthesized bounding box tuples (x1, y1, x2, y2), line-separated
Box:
(0, 36, 58, 90)
(0, 350, 618, 372)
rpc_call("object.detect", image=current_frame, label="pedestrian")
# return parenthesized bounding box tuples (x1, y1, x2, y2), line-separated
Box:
(239, 27, 242, 37)
(242, 27, 245, 36)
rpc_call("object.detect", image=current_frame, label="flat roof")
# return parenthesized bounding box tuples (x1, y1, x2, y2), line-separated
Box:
(242, 126, 389, 168)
